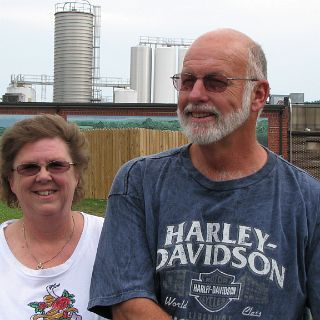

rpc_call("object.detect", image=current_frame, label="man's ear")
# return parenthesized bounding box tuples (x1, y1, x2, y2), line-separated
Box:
(251, 80, 270, 113)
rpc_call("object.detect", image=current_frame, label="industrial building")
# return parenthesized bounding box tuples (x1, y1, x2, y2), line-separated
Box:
(2, 0, 193, 104)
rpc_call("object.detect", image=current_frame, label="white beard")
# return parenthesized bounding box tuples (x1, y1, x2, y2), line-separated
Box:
(177, 84, 252, 145)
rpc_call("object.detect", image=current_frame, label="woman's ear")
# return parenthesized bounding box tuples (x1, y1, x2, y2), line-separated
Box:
(251, 80, 270, 113)
(8, 173, 17, 196)
(8, 174, 14, 190)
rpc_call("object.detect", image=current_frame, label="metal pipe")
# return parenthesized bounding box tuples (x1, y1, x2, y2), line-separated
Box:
(289, 98, 293, 162)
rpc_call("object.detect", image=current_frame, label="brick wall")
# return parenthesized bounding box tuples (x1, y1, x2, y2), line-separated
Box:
(261, 105, 288, 159)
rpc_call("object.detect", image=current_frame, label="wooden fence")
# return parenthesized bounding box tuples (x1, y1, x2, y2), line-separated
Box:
(83, 128, 188, 199)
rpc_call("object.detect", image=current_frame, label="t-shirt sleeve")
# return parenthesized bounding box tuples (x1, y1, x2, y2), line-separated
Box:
(306, 192, 320, 319)
(88, 160, 158, 318)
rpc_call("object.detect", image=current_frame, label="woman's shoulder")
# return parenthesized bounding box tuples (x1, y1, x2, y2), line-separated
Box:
(81, 212, 104, 231)
(0, 219, 19, 235)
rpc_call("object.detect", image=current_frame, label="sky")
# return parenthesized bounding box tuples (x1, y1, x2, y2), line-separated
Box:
(1, 0, 320, 102)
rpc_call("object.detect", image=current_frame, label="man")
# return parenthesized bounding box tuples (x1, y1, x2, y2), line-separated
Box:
(88, 29, 320, 319)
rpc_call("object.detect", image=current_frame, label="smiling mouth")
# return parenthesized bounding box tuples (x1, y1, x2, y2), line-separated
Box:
(190, 112, 214, 118)
(35, 190, 56, 196)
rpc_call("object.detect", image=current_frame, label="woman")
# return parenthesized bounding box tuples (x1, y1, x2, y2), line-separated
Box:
(0, 114, 107, 319)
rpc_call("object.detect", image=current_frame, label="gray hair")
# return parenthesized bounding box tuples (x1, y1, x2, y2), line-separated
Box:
(247, 43, 268, 80)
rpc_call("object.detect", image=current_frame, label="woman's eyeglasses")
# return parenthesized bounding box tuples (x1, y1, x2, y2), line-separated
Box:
(171, 73, 258, 93)
(12, 160, 76, 176)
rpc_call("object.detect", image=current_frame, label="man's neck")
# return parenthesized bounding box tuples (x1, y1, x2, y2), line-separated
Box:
(189, 141, 268, 181)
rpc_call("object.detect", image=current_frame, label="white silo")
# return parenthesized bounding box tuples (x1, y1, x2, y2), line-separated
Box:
(130, 46, 152, 103)
(53, 1, 94, 103)
(114, 89, 138, 103)
(153, 46, 176, 103)
(6, 83, 36, 102)
(178, 47, 188, 73)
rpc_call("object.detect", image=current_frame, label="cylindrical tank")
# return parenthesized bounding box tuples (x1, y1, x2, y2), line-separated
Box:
(6, 84, 36, 102)
(178, 47, 188, 73)
(114, 89, 138, 103)
(53, 2, 94, 103)
(130, 46, 152, 103)
(153, 46, 176, 103)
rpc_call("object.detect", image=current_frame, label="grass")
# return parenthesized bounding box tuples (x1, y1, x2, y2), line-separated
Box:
(0, 199, 107, 223)
(72, 198, 107, 217)
(0, 201, 22, 222)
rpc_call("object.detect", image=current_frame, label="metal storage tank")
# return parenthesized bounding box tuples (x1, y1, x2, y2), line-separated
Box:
(53, 1, 94, 103)
(289, 93, 304, 104)
(153, 46, 176, 103)
(6, 83, 36, 102)
(114, 88, 138, 103)
(178, 47, 188, 72)
(130, 46, 152, 103)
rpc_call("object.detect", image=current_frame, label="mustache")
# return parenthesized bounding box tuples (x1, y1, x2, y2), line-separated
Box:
(183, 103, 221, 117)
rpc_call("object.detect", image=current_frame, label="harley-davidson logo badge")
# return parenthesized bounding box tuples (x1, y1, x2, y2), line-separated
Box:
(190, 269, 241, 312)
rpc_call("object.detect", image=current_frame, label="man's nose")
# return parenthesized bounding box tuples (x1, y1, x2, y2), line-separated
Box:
(188, 79, 210, 103)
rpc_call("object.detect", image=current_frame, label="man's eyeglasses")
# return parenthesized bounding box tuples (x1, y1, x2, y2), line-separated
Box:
(171, 73, 259, 93)
(12, 160, 76, 176)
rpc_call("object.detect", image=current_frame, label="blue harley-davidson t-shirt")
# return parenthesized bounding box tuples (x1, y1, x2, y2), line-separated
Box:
(89, 145, 320, 320)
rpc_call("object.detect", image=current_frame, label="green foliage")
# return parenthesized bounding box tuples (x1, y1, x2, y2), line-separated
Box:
(75, 118, 182, 131)
(0, 127, 6, 136)
(305, 100, 320, 104)
(257, 118, 268, 147)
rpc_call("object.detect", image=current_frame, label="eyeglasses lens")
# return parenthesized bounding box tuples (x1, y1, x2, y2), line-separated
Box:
(47, 161, 71, 173)
(204, 75, 228, 92)
(17, 163, 40, 176)
(179, 74, 197, 91)
(15, 161, 72, 176)
(173, 74, 229, 92)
